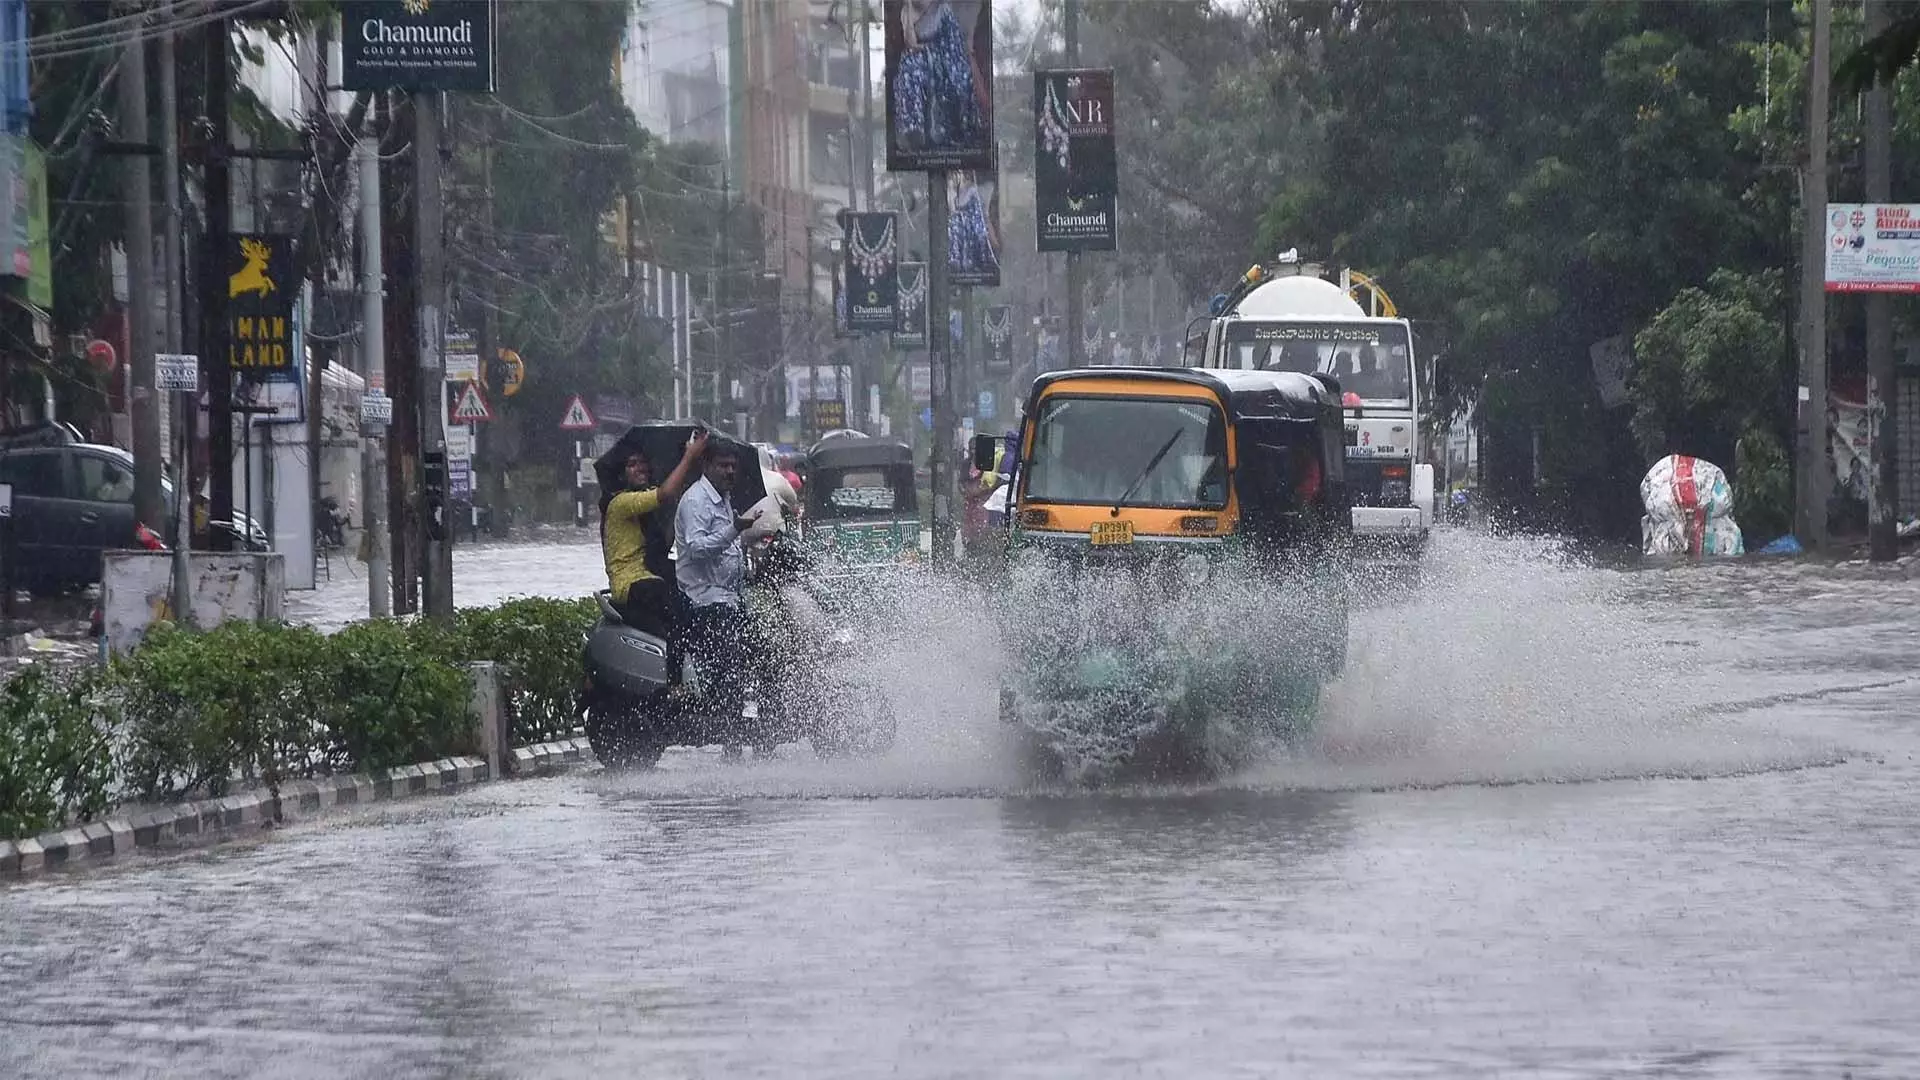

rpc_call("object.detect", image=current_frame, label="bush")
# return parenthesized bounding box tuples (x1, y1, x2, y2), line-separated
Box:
(0, 665, 117, 839)
(448, 597, 593, 744)
(116, 621, 334, 802)
(2, 595, 596, 839)
(324, 619, 473, 772)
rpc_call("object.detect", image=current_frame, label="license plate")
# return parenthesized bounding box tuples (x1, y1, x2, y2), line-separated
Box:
(1089, 520, 1134, 546)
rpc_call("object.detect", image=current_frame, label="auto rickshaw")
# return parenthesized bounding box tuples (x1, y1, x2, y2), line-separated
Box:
(799, 435, 921, 569)
(973, 366, 1353, 781)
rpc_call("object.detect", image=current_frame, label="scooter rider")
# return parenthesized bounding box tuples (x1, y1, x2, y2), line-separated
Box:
(602, 428, 707, 642)
(674, 439, 767, 750)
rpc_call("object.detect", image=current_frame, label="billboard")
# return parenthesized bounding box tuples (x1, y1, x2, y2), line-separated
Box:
(948, 169, 1001, 287)
(340, 0, 496, 94)
(983, 304, 1013, 373)
(893, 261, 928, 349)
(1034, 68, 1118, 252)
(843, 211, 900, 332)
(1826, 203, 1920, 293)
(883, 0, 994, 172)
(225, 233, 296, 373)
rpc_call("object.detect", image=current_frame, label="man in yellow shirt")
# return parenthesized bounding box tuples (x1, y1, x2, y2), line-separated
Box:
(603, 428, 707, 640)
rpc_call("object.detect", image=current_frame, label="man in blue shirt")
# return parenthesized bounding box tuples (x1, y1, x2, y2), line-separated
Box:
(674, 440, 764, 754)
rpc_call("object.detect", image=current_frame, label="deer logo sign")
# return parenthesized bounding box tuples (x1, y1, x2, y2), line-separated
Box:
(228, 238, 277, 301)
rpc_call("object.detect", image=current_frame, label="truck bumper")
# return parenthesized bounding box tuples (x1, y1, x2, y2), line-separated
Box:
(1351, 507, 1429, 561)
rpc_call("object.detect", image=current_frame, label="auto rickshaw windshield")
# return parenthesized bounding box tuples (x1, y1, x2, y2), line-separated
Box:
(1024, 396, 1228, 510)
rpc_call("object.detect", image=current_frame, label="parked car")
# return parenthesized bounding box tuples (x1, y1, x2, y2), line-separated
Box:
(0, 441, 267, 594)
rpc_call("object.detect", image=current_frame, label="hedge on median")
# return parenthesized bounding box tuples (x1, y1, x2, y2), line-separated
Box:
(0, 596, 596, 841)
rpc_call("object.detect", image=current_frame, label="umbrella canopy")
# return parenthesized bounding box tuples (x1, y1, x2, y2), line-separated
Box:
(591, 421, 769, 516)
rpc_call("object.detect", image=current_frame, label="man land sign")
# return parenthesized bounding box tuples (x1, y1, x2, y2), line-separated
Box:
(1826, 203, 1920, 293)
(226, 234, 294, 373)
(341, 0, 496, 94)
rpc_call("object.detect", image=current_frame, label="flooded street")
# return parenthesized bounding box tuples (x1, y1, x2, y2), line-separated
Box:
(7, 531, 1920, 1078)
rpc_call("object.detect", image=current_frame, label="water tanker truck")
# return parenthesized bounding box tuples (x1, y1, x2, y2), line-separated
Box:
(1185, 258, 1434, 568)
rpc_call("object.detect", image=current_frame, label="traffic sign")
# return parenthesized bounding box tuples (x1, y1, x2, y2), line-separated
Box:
(156, 353, 200, 392)
(0, 481, 11, 518)
(449, 380, 493, 423)
(559, 394, 596, 430)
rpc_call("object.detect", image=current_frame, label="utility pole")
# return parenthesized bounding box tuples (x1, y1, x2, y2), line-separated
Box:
(202, 14, 234, 552)
(119, 12, 163, 536)
(1798, 0, 1832, 552)
(357, 138, 390, 617)
(414, 90, 452, 619)
(928, 171, 955, 566)
(378, 93, 417, 615)
(1063, 0, 1084, 368)
(714, 170, 725, 430)
(160, 13, 190, 623)
(1866, 0, 1897, 562)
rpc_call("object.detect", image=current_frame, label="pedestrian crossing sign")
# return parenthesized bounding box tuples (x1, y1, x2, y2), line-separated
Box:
(449, 380, 493, 424)
(559, 394, 596, 431)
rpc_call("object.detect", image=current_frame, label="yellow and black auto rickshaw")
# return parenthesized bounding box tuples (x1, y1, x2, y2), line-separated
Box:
(972, 366, 1353, 780)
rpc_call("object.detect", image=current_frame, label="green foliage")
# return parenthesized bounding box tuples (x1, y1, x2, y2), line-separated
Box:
(0, 666, 116, 840)
(1632, 269, 1791, 540)
(447, 598, 596, 744)
(1, 595, 598, 838)
(324, 620, 474, 772)
(115, 621, 334, 801)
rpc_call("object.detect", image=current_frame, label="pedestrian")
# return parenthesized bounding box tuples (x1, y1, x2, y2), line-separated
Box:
(673, 439, 766, 757)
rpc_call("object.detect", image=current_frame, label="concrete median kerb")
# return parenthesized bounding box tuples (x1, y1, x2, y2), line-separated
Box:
(1, 736, 598, 882)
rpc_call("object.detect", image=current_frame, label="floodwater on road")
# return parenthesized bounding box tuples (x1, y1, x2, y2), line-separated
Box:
(6, 531, 1920, 1078)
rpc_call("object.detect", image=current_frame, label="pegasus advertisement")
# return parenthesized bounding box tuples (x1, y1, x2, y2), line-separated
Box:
(1034, 68, 1117, 253)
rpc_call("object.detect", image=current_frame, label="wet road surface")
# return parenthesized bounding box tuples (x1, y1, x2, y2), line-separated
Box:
(6, 533, 1920, 1078)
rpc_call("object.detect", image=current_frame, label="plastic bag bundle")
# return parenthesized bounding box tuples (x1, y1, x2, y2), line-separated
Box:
(1640, 454, 1744, 556)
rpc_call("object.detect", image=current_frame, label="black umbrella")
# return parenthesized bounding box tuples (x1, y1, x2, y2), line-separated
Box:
(590, 420, 769, 517)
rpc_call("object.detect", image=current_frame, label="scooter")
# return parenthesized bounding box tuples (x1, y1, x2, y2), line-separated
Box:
(578, 533, 897, 769)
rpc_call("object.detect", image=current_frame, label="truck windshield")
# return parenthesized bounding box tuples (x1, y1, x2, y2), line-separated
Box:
(1227, 320, 1414, 404)
(1024, 396, 1228, 510)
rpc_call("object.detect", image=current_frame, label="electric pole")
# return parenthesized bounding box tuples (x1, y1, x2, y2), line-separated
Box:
(358, 137, 390, 617)
(202, 14, 234, 552)
(928, 171, 955, 567)
(119, 11, 162, 536)
(1797, 0, 1831, 553)
(1063, 0, 1083, 368)
(1866, 0, 1897, 562)
(160, 11, 190, 623)
(415, 90, 452, 618)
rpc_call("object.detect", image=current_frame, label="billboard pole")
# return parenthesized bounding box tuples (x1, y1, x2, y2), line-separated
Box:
(1797, 0, 1831, 553)
(1062, 0, 1083, 368)
(1866, 0, 1897, 562)
(203, 16, 234, 552)
(416, 90, 453, 619)
(929, 171, 955, 568)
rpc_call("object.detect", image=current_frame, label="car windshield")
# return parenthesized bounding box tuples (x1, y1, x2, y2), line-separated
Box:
(1227, 320, 1414, 404)
(1024, 395, 1228, 510)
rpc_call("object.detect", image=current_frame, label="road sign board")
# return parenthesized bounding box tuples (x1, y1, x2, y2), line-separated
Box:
(449, 380, 493, 424)
(559, 394, 596, 430)
(361, 388, 393, 426)
(0, 481, 11, 518)
(156, 353, 200, 392)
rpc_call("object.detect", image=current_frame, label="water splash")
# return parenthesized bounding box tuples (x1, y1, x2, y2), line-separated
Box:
(1259, 530, 1854, 791)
